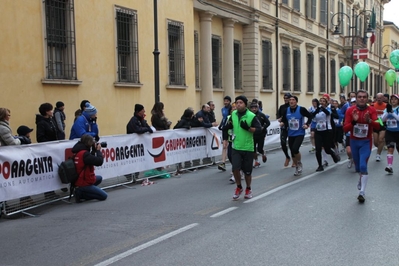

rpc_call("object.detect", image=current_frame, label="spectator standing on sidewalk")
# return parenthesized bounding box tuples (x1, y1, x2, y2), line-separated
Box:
(70, 102, 99, 140)
(218, 96, 232, 172)
(343, 90, 380, 203)
(151, 102, 172, 130)
(53, 101, 66, 140)
(0, 108, 21, 146)
(224, 95, 261, 200)
(74, 100, 90, 122)
(207, 101, 216, 123)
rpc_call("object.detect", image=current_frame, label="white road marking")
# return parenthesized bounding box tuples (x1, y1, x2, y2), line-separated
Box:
(210, 207, 238, 218)
(94, 223, 199, 266)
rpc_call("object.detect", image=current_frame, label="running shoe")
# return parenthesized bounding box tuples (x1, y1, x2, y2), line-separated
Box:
(385, 166, 393, 174)
(309, 147, 315, 153)
(233, 187, 243, 200)
(218, 163, 226, 171)
(297, 162, 303, 174)
(316, 166, 324, 172)
(357, 178, 361, 190)
(254, 161, 260, 168)
(229, 174, 235, 184)
(347, 159, 353, 169)
(284, 158, 290, 167)
(357, 193, 365, 203)
(294, 168, 301, 176)
(332, 153, 341, 163)
(376, 155, 381, 162)
(262, 154, 267, 163)
(244, 188, 253, 199)
(323, 160, 329, 167)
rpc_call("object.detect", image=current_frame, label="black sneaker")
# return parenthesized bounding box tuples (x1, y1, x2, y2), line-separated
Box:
(357, 194, 365, 203)
(332, 153, 341, 163)
(385, 166, 393, 174)
(262, 154, 267, 163)
(316, 166, 324, 172)
(218, 163, 226, 171)
(74, 189, 82, 203)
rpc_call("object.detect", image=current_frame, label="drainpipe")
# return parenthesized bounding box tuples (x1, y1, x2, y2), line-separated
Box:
(275, 2, 279, 117)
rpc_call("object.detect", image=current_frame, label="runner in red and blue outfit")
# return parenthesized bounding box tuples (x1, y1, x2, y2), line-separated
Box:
(343, 90, 380, 203)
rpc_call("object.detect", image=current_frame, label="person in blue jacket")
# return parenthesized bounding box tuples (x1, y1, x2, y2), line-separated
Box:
(70, 102, 99, 140)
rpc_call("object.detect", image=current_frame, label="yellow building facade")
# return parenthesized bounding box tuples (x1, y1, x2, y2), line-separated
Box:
(0, 0, 396, 142)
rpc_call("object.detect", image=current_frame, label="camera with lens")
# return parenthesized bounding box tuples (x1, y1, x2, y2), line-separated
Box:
(99, 141, 107, 148)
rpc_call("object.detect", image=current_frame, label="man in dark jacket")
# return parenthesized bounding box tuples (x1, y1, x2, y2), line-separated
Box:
(72, 134, 107, 203)
(53, 101, 66, 140)
(277, 93, 292, 167)
(127, 104, 153, 134)
(250, 102, 271, 167)
(192, 104, 218, 128)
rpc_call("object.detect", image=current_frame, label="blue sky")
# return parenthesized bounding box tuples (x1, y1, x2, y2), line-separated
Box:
(383, 1, 399, 27)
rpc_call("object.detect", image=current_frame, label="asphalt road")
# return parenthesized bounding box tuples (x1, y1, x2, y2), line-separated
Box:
(1, 142, 399, 266)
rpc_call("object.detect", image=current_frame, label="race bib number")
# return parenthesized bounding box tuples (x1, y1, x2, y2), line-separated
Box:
(386, 118, 397, 129)
(353, 123, 368, 138)
(316, 121, 327, 131)
(289, 118, 299, 130)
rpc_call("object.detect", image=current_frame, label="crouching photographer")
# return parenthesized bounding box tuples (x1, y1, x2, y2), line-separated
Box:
(71, 134, 108, 203)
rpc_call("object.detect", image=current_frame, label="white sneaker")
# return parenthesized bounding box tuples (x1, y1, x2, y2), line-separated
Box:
(347, 159, 353, 169)
(376, 155, 381, 162)
(229, 174, 235, 184)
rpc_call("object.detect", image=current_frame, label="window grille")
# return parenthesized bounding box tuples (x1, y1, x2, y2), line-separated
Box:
(330, 59, 336, 94)
(307, 53, 314, 92)
(320, 56, 326, 93)
(320, 0, 327, 25)
(212, 35, 222, 89)
(234, 41, 242, 90)
(282, 46, 291, 90)
(116, 7, 139, 83)
(168, 21, 185, 85)
(194, 31, 199, 89)
(293, 49, 301, 92)
(262, 40, 273, 90)
(293, 0, 300, 11)
(44, 0, 77, 80)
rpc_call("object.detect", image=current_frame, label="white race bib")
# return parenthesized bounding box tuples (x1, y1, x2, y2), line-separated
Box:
(353, 123, 368, 138)
(316, 120, 327, 131)
(386, 119, 397, 129)
(289, 118, 300, 130)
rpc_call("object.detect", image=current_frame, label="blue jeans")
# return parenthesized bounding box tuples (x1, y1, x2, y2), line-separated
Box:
(75, 176, 108, 201)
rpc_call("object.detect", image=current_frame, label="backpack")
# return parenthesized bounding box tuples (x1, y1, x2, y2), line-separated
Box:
(58, 157, 79, 184)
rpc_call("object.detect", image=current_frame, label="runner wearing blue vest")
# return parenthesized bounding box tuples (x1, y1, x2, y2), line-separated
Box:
(280, 96, 313, 176)
(224, 95, 261, 200)
(381, 94, 399, 174)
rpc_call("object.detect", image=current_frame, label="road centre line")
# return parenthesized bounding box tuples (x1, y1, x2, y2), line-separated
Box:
(94, 223, 199, 266)
(244, 159, 347, 203)
(210, 207, 238, 218)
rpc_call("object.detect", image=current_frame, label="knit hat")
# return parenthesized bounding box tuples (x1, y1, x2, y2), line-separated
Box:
(56, 101, 64, 108)
(384, 93, 390, 98)
(134, 104, 144, 113)
(224, 96, 232, 102)
(235, 95, 248, 105)
(83, 102, 97, 116)
(391, 94, 399, 100)
(250, 102, 259, 108)
(17, 125, 33, 136)
(322, 93, 330, 101)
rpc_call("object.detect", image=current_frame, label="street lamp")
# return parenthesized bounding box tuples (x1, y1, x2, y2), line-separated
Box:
(331, 8, 374, 91)
(382, 44, 395, 64)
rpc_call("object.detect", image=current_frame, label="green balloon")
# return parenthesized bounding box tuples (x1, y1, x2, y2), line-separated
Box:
(385, 69, 396, 87)
(338, 66, 353, 87)
(389, 50, 399, 69)
(354, 62, 370, 82)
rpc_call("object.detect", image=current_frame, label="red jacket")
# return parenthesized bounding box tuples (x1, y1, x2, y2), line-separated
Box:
(343, 105, 380, 140)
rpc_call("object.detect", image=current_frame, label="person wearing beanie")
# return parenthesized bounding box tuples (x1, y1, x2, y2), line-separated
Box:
(277, 93, 292, 167)
(223, 95, 261, 200)
(127, 104, 152, 134)
(53, 101, 66, 140)
(69, 102, 99, 140)
(218, 96, 233, 171)
(279, 95, 313, 176)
